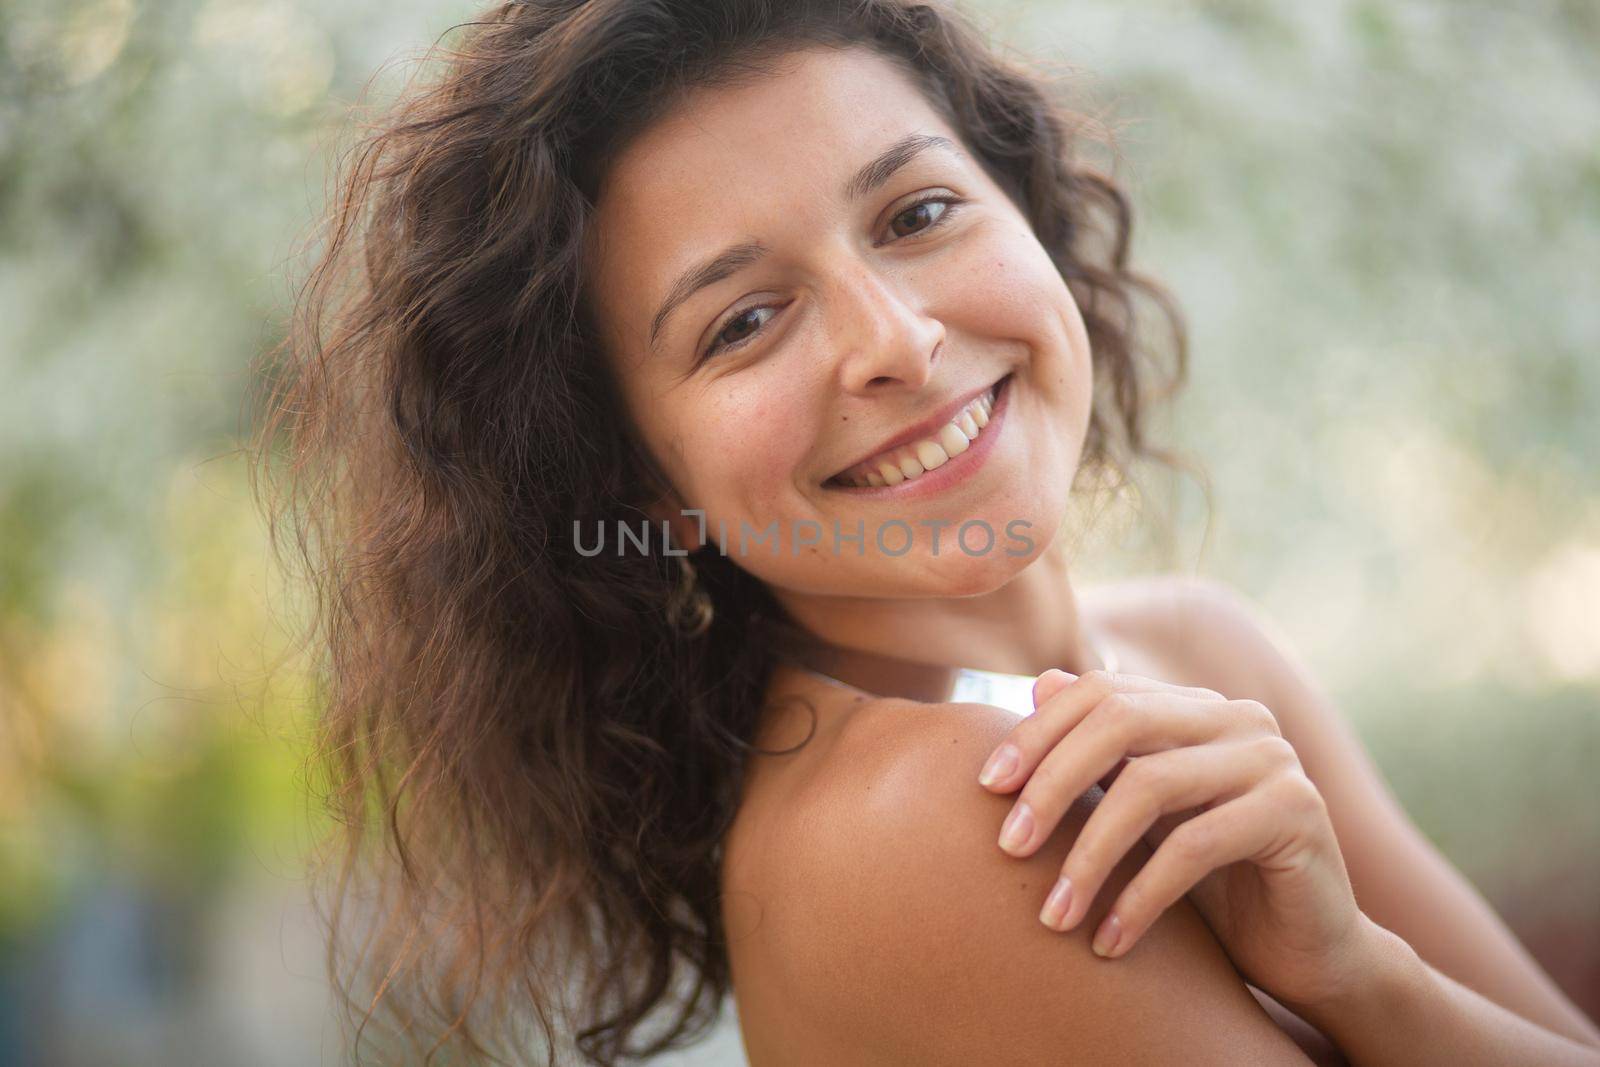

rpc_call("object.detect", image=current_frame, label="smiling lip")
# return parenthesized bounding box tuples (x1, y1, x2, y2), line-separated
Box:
(823, 372, 1012, 499)
(825, 374, 1008, 484)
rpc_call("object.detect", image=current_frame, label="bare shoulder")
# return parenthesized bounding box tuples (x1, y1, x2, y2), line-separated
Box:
(739, 695, 1313, 1065)
(1085, 573, 1302, 706)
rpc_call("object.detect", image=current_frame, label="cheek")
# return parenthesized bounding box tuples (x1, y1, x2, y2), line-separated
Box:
(949, 224, 1076, 346)
(943, 222, 1092, 419)
(673, 382, 813, 515)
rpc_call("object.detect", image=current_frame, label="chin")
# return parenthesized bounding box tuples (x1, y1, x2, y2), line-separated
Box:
(878, 537, 1047, 599)
(928, 553, 1033, 599)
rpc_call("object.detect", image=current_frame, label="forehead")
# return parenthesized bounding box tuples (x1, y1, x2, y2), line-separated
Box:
(587, 45, 958, 359)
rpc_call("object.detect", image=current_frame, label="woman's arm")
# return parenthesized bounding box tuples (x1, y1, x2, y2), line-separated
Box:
(1250, 985, 1350, 1066)
(1160, 576, 1600, 1048)
(1289, 917, 1600, 1065)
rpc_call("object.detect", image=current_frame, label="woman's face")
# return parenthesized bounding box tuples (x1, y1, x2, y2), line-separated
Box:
(586, 45, 1093, 599)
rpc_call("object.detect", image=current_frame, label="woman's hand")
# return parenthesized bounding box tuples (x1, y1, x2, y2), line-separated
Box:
(977, 667, 1377, 1009)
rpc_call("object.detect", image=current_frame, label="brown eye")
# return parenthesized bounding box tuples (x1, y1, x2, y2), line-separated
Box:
(718, 307, 765, 345)
(704, 305, 776, 359)
(888, 197, 951, 239)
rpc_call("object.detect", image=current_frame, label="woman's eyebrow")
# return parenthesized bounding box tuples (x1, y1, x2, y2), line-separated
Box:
(647, 132, 965, 354)
(843, 132, 962, 201)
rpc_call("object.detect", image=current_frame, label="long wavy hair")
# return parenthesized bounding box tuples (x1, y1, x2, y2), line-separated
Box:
(248, 0, 1195, 1062)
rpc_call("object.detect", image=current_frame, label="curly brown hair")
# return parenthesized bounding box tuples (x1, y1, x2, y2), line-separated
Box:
(248, 0, 1193, 1062)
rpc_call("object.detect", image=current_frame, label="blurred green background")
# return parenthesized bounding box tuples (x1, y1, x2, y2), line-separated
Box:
(1, 0, 1595, 1062)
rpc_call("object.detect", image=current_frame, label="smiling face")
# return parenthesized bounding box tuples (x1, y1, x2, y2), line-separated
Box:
(585, 44, 1094, 601)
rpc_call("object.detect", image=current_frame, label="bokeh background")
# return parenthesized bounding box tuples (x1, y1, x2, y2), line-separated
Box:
(2, 0, 1596, 1063)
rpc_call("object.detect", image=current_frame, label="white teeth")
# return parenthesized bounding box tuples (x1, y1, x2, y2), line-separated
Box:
(938, 422, 970, 457)
(832, 379, 1004, 489)
(914, 439, 949, 470)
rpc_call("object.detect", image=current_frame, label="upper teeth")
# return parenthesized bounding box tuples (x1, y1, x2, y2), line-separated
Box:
(834, 383, 999, 489)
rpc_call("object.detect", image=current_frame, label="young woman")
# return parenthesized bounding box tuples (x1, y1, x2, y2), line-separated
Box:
(251, 1, 1600, 1063)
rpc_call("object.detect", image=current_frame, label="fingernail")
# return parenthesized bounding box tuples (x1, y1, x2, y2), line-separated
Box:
(1091, 913, 1123, 958)
(998, 802, 1033, 852)
(978, 743, 1019, 787)
(1039, 876, 1073, 930)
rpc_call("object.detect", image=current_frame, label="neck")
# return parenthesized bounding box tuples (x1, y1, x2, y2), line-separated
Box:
(766, 533, 1106, 679)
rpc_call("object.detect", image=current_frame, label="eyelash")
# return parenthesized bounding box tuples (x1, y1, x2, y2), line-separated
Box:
(698, 193, 967, 362)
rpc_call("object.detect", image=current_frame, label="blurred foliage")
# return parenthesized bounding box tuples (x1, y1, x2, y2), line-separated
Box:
(0, 0, 485, 943)
(0, 0, 1596, 1061)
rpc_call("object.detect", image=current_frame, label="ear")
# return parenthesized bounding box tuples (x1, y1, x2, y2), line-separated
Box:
(643, 490, 706, 553)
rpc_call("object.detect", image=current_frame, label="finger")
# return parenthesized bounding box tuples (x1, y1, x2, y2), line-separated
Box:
(1089, 780, 1320, 959)
(1058, 667, 1225, 702)
(1039, 736, 1297, 932)
(1095, 755, 1132, 794)
(1032, 670, 1153, 791)
(998, 692, 1252, 857)
(1031, 667, 1076, 709)
(1044, 668, 1226, 709)
(981, 669, 1225, 792)
(981, 668, 1097, 790)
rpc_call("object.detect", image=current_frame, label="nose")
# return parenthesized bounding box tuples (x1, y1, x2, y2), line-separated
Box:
(829, 259, 946, 394)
